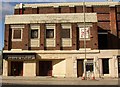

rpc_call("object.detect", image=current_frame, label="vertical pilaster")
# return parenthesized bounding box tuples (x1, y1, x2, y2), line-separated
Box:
(112, 56, 118, 78)
(94, 57, 100, 77)
(99, 59, 103, 77)
(109, 58, 113, 77)
(3, 59, 8, 76)
(4, 24, 11, 50)
(23, 24, 30, 50)
(72, 23, 77, 50)
(91, 23, 98, 50)
(40, 23, 45, 50)
(56, 24, 61, 50)
(72, 57, 77, 77)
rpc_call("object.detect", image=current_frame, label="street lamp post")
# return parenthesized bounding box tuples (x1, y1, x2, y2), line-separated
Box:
(83, 0, 87, 80)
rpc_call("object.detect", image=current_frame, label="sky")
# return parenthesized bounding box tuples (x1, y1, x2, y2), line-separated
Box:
(0, 0, 120, 50)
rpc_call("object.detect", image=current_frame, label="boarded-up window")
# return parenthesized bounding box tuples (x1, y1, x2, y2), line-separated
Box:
(79, 27, 90, 39)
(31, 29, 38, 39)
(46, 29, 54, 38)
(61, 29, 70, 38)
(13, 29, 21, 39)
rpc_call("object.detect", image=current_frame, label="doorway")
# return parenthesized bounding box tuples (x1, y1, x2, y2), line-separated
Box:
(77, 59, 84, 77)
(118, 58, 120, 78)
(102, 59, 109, 74)
(39, 61, 52, 76)
(11, 61, 23, 76)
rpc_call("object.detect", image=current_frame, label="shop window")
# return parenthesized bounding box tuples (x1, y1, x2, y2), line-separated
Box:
(61, 29, 70, 38)
(31, 29, 38, 39)
(46, 29, 54, 38)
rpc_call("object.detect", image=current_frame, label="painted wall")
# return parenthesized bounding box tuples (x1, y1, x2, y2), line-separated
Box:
(52, 59, 66, 77)
(23, 61, 36, 76)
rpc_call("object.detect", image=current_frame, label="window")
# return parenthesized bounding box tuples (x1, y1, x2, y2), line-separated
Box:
(61, 29, 70, 38)
(11, 25, 24, 41)
(31, 29, 38, 39)
(79, 27, 90, 40)
(13, 29, 22, 40)
(61, 24, 72, 47)
(30, 24, 40, 47)
(45, 24, 55, 47)
(46, 29, 54, 38)
(13, 30, 21, 39)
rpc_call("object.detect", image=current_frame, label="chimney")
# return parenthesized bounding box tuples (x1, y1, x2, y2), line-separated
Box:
(19, 3, 23, 14)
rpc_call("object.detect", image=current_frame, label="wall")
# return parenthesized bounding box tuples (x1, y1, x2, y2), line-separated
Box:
(23, 61, 36, 76)
(4, 23, 98, 50)
(52, 59, 66, 77)
(13, 5, 120, 49)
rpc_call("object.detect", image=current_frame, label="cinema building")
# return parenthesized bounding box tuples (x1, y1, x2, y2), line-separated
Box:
(3, 2, 120, 78)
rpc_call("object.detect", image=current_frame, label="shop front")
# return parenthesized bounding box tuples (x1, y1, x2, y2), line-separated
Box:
(3, 53, 36, 76)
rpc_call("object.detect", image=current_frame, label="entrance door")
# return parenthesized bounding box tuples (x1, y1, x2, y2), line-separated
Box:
(102, 59, 109, 74)
(11, 61, 23, 76)
(77, 59, 83, 77)
(39, 61, 52, 76)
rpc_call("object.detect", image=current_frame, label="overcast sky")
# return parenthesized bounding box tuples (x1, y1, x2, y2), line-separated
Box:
(0, 0, 120, 50)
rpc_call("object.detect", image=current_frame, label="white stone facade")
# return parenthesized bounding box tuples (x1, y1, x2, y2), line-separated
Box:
(3, 50, 120, 78)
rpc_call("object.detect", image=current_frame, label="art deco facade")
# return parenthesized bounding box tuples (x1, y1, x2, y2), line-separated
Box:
(3, 2, 120, 78)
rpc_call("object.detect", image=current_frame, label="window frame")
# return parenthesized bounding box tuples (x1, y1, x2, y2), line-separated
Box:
(30, 24, 40, 47)
(45, 24, 55, 39)
(30, 24, 40, 40)
(31, 29, 39, 39)
(46, 29, 54, 39)
(61, 24, 72, 47)
(61, 24, 72, 39)
(12, 28, 23, 41)
(45, 24, 56, 47)
(61, 28, 71, 39)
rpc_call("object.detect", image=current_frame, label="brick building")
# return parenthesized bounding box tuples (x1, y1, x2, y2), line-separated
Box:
(3, 2, 120, 78)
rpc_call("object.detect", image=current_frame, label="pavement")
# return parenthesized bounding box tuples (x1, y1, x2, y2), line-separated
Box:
(1, 76, 120, 85)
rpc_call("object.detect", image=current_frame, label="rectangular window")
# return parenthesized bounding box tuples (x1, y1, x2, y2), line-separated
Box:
(31, 29, 38, 39)
(46, 29, 54, 38)
(11, 25, 24, 41)
(61, 29, 70, 38)
(13, 29, 21, 39)
(79, 27, 90, 40)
